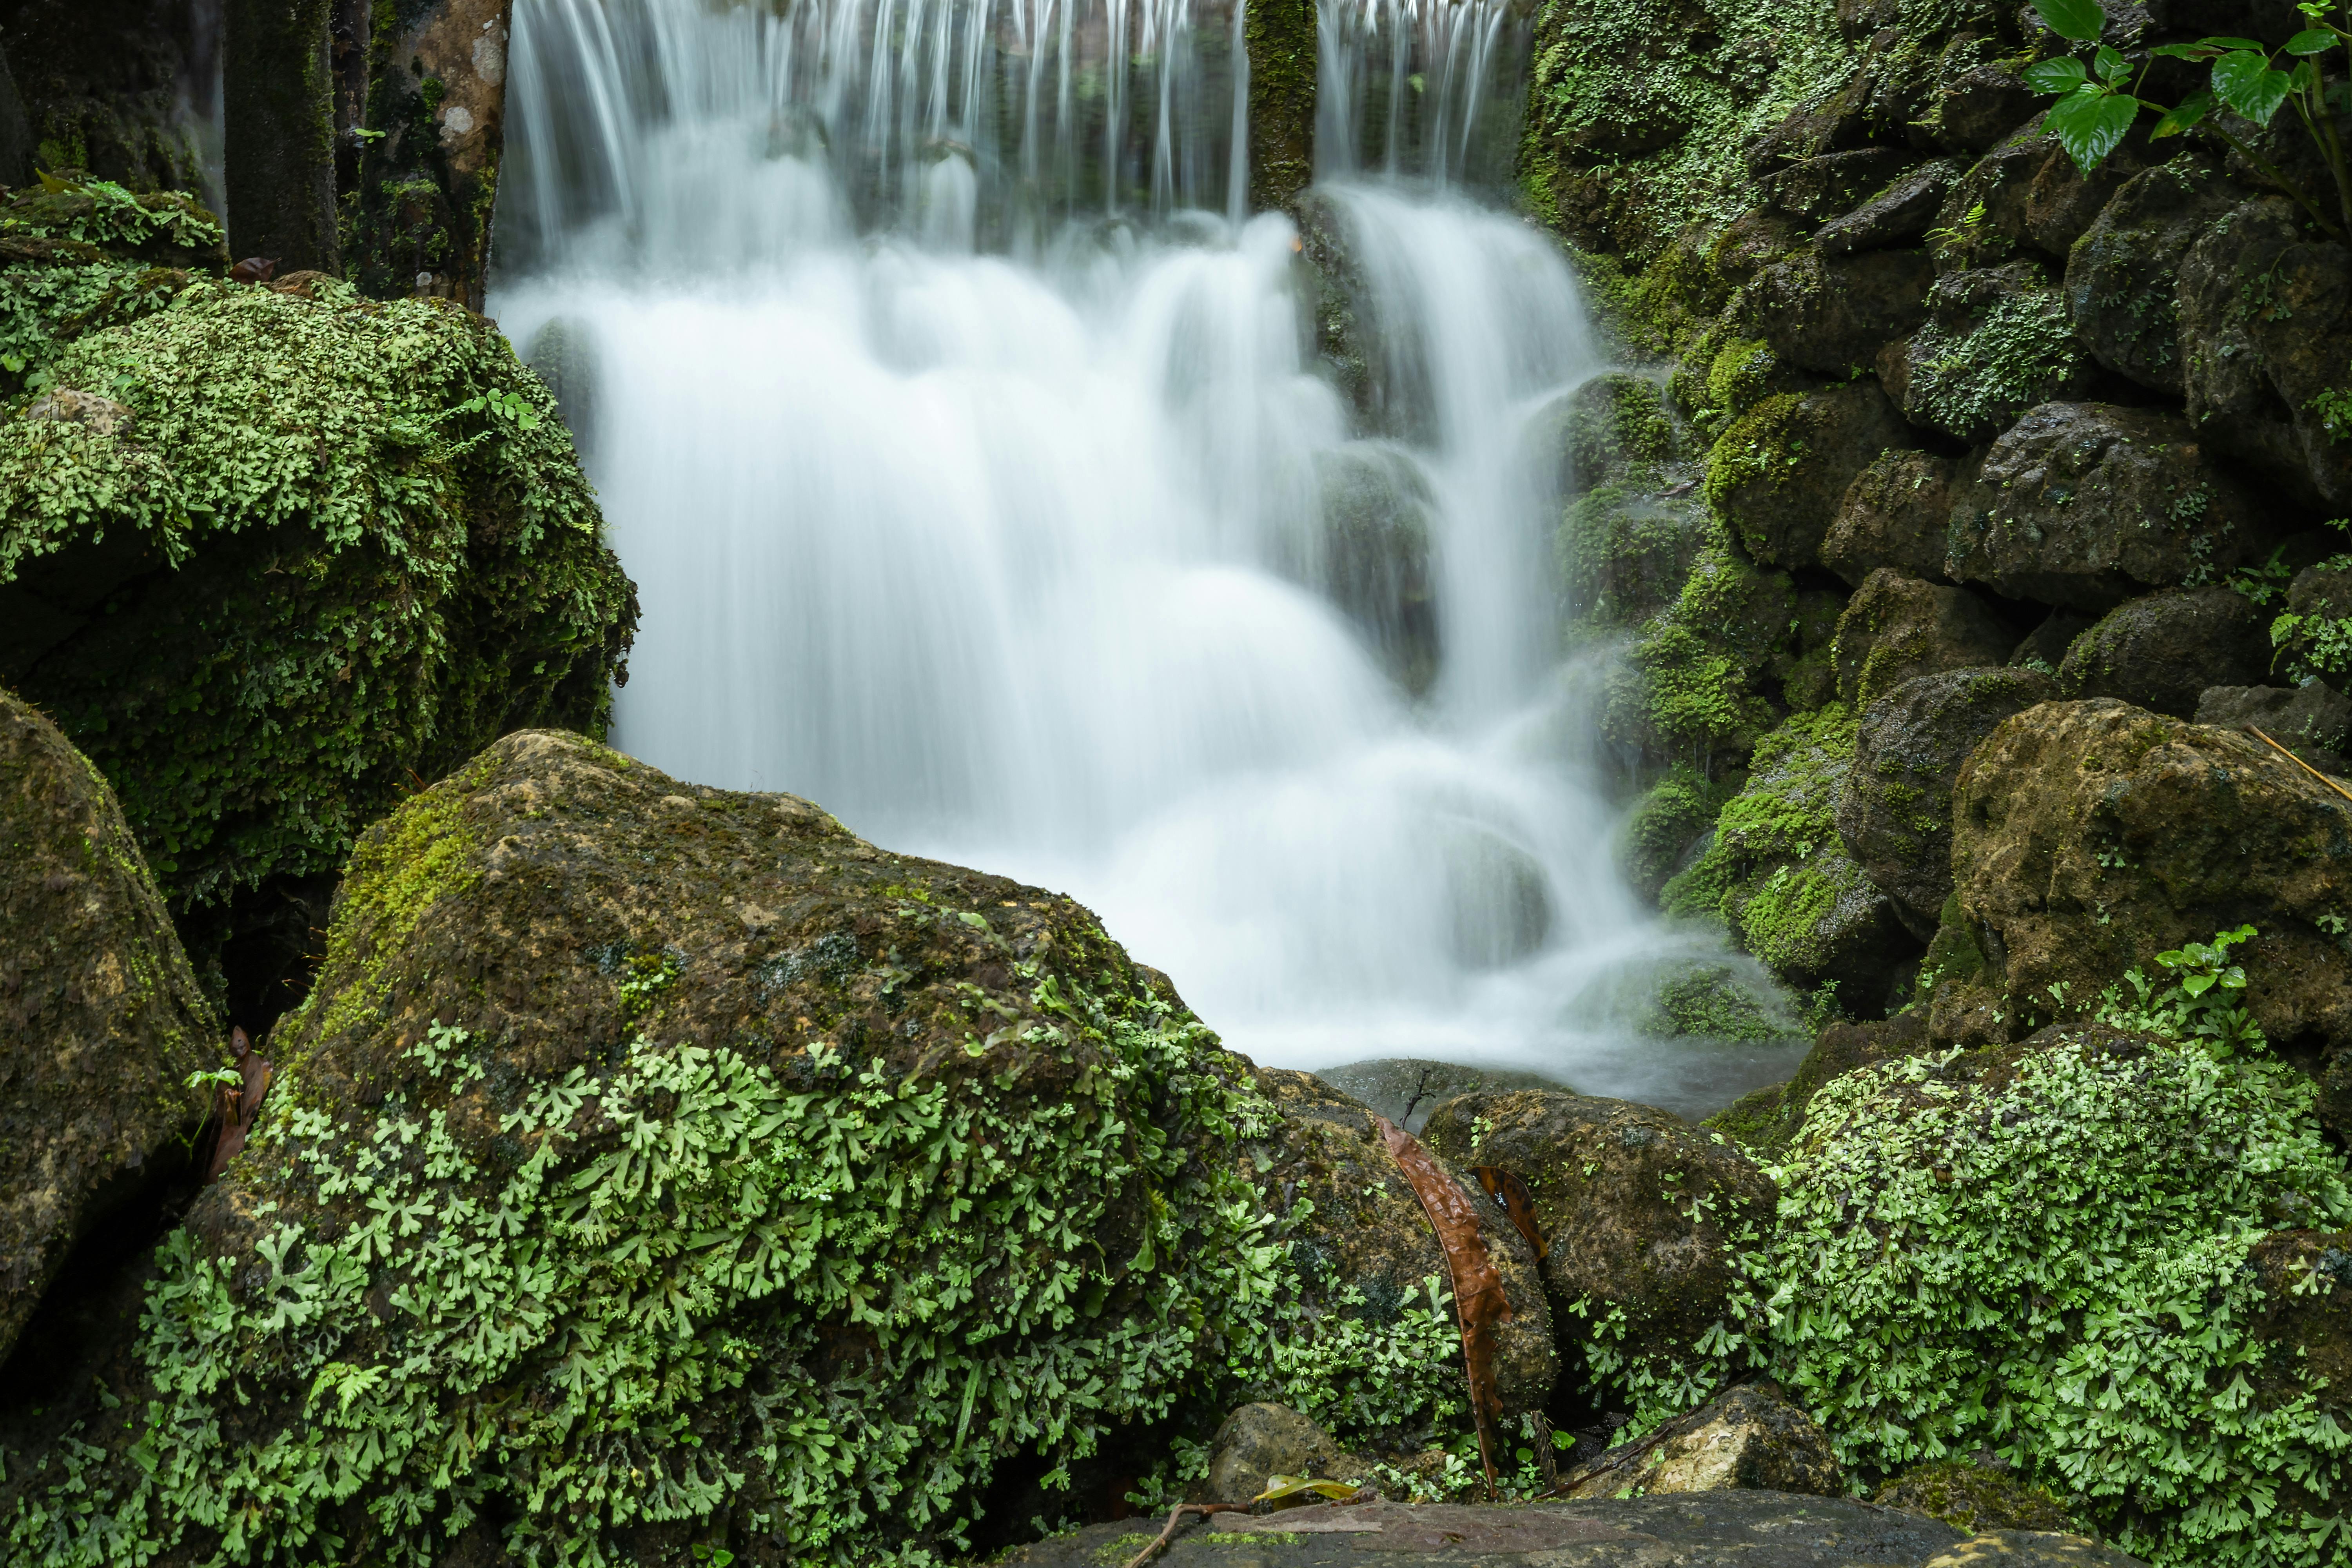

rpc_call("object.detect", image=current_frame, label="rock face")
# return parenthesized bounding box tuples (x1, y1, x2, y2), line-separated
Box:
(1421, 1089, 1772, 1416)
(1824, 449, 1961, 587)
(1943, 403, 2273, 611)
(1204, 1403, 1363, 1503)
(1832, 570, 2014, 709)
(1748, 249, 1936, 374)
(2054, 587, 2270, 718)
(2064, 155, 2244, 397)
(1929, 701, 2352, 1066)
(1876, 1460, 2080, 1534)
(0, 732, 1500, 1566)
(1893, 264, 2093, 445)
(2180, 196, 2352, 507)
(1708, 383, 1913, 570)
(1559, 1383, 1841, 1500)
(0, 686, 218, 1364)
(1837, 667, 2056, 938)
(2196, 683, 2352, 775)
(2276, 557, 2352, 693)
(1250, 1068, 1558, 1431)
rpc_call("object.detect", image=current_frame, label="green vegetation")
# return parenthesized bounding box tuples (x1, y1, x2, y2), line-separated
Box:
(1604, 533, 1793, 767)
(1904, 272, 2082, 440)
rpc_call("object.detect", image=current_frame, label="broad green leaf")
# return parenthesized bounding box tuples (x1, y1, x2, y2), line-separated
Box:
(2213, 50, 2294, 123)
(2031, 0, 2107, 42)
(2294, 56, 2321, 89)
(2285, 26, 2338, 53)
(2151, 89, 2216, 137)
(1255, 1476, 1363, 1503)
(2096, 44, 2129, 81)
(2196, 35, 2271, 49)
(2047, 87, 2141, 173)
(2026, 55, 2091, 93)
(2152, 42, 2222, 58)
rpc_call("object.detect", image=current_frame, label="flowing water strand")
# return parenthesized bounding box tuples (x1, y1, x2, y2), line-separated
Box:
(1315, 0, 1527, 186)
(493, 0, 1805, 1113)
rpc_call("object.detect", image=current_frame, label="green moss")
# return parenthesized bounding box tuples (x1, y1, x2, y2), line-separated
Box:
(1702, 392, 1804, 522)
(1604, 532, 1795, 768)
(0, 270, 635, 932)
(1639, 962, 1800, 1042)
(1905, 270, 2081, 440)
(1874, 1460, 2079, 1534)
(1702, 1080, 1789, 1152)
(1617, 763, 1736, 901)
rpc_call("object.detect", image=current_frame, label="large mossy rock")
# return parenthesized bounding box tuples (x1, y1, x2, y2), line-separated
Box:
(1746, 249, 1936, 375)
(0, 253, 637, 991)
(1927, 700, 2352, 1073)
(1943, 402, 2273, 611)
(1423, 1088, 1773, 1430)
(1890, 263, 2091, 445)
(0, 685, 218, 1364)
(2063, 153, 2244, 398)
(1836, 666, 2055, 939)
(0, 732, 1497, 1566)
(2052, 586, 2270, 719)
(1706, 382, 1912, 571)
(1831, 569, 2014, 710)
(1823, 448, 1962, 588)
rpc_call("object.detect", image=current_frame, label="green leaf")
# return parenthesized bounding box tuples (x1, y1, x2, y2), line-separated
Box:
(2031, 0, 2107, 41)
(2197, 34, 2272, 49)
(2047, 87, 2142, 173)
(2027, 55, 2091, 93)
(2152, 42, 2223, 58)
(2151, 89, 2216, 137)
(2096, 44, 2130, 81)
(2285, 26, 2338, 53)
(2212, 50, 2294, 122)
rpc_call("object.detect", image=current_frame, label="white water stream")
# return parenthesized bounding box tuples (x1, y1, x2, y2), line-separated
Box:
(491, 0, 1803, 1112)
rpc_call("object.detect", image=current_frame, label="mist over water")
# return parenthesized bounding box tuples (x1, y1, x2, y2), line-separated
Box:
(492, 0, 1805, 1113)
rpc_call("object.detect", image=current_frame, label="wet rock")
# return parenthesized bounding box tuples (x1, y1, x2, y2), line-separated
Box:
(1205, 1403, 1363, 1503)
(1565, 953, 1802, 1045)
(1748, 247, 1936, 374)
(1316, 444, 1438, 693)
(1708, 381, 1915, 570)
(1664, 704, 1921, 1000)
(1930, 700, 2352, 1069)
(1824, 448, 1963, 587)
(1832, 568, 2015, 709)
(1944, 402, 2276, 612)
(1876, 1459, 2079, 1534)
(1924, 1534, 2152, 1568)
(1617, 765, 1735, 904)
(1896, 263, 2094, 444)
(1932, 125, 2150, 270)
(1558, 1382, 1842, 1500)
(2055, 586, 2270, 718)
(524, 316, 600, 461)
(1552, 372, 1680, 495)
(1422, 1089, 1774, 1404)
(2195, 682, 2352, 775)
(1250, 1068, 1559, 1429)
(1314, 1058, 1572, 1136)
(1443, 823, 1552, 969)
(1816, 158, 1964, 256)
(2180, 196, 2352, 508)
(1560, 482, 1710, 634)
(1010, 1490, 1979, 1567)
(1759, 148, 1917, 225)
(1705, 1009, 1937, 1157)
(1926, 56, 2041, 157)
(1838, 666, 2057, 939)
(0, 686, 219, 1363)
(2064, 153, 2244, 397)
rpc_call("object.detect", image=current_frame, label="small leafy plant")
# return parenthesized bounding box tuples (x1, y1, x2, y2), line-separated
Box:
(2025, 0, 2352, 237)
(2096, 924, 2267, 1053)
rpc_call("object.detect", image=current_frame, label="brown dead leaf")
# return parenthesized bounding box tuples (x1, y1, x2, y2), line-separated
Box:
(204, 1025, 274, 1182)
(1379, 1116, 1512, 1497)
(1472, 1164, 1547, 1261)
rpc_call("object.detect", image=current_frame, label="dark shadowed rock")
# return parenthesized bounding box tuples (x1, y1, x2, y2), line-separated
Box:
(1824, 448, 1964, 586)
(0, 685, 218, 1365)
(1709, 382, 1915, 569)
(1817, 158, 1964, 255)
(2010, 607, 2096, 673)
(1945, 403, 2276, 611)
(1704, 1010, 1937, 1158)
(1929, 701, 2352, 1074)
(2180, 196, 2352, 508)
(1748, 247, 1936, 373)
(1833, 569, 2016, 708)
(1560, 1383, 1841, 1499)
(2055, 587, 2271, 718)
(1877, 1459, 2081, 1534)
(1931, 124, 2150, 270)
(2064, 153, 2245, 397)
(2196, 682, 2352, 775)
(1422, 1089, 1773, 1405)
(2276, 557, 2352, 695)
(1759, 148, 1918, 224)
(1838, 666, 2058, 937)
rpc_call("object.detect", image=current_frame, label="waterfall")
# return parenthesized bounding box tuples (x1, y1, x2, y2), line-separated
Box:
(491, 0, 1804, 1113)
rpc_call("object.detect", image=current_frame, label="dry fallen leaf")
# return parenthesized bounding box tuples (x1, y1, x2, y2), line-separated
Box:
(1379, 1116, 1512, 1497)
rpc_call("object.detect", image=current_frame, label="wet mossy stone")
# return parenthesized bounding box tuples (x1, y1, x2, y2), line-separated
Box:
(1617, 764, 1736, 904)
(1824, 448, 1963, 588)
(1703, 1009, 1936, 1158)
(2064, 152, 2245, 399)
(1706, 381, 1912, 572)
(0, 731, 1496, 1566)
(0, 273, 638, 962)
(1423, 1088, 1774, 1434)
(1894, 263, 2092, 446)
(1744, 247, 1935, 376)
(2054, 586, 2269, 719)
(1875, 1459, 2078, 1534)
(1602, 530, 1792, 769)
(1930, 699, 2352, 1069)
(0, 684, 220, 1365)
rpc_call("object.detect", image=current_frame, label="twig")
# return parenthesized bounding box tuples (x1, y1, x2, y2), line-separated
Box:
(1121, 1503, 1247, 1568)
(2250, 727, 2352, 808)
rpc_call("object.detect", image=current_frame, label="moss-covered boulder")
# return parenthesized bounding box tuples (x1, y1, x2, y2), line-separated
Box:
(1823, 448, 1962, 588)
(1422, 1089, 1774, 1434)
(1664, 704, 1919, 1003)
(2195, 682, 2352, 776)
(1617, 765, 1737, 904)
(1710, 1023, 2352, 1567)
(1831, 569, 2014, 710)
(1944, 402, 2274, 612)
(1875, 1461, 2078, 1535)
(1603, 532, 1794, 769)
(1559, 1381, 1840, 1499)
(2063, 153, 2244, 399)
(1837, 666, 2055, 939)
(1706, 382, 1912, 571)
(1745, 247, 1936, 376)
(1890, 263, 2091, 445)
(2053, 586, 2270, 719)
(0, 731, 1510, 1566)
(1314, 445, 1437, 693)
(1928, 700, 2352, 1067)
(0, 684, 220, 1364)
(0, 256, 636, 1000)
(0, 176, 226, 395)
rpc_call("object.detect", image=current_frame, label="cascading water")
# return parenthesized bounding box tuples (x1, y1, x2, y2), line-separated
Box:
(491, 0, 1805, 1113)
